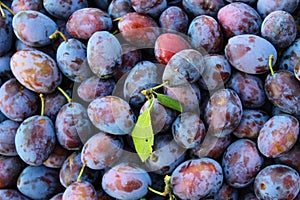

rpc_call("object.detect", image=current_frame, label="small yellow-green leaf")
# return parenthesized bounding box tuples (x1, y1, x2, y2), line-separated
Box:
(155, 93, 182, 112)
(132, 105, 154, 162)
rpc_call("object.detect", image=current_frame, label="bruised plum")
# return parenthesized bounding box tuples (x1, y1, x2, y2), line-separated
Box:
(171, 158, 223, 199)
(12, 10, 58, 47)
(102, 162, 151, 200)
(66, 8, 112, 40)
(254, 164, 300, 200)
(225, 34, 277, 74)
(10, 49, 62, 93)
(265, 70, 300, 115)
(205, 89, 243, 138)
(87, 96, 135, 135)
(257, 114, 299, 158)
(222, 139, 264, 188)
(15, 115, 56, 166)
(81, 132, 124, 170)
(0, 78, 39, 122)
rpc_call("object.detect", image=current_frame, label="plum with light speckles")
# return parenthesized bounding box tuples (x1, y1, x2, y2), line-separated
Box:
(56, 38, 92, 82)
(44, 0, 88, 19)
(228, 71, 266, 108)
(0, 120, 19, 156)
(87, 31, 122, 78)
(55, 102, 93, 150)
(217, 3, 262, 38)
(205, 89, 243, 138)
(87, 96, 135, 135)
(265, 70, 300, 115)
(81, 132, 124, 170)
(280, 38, 300, 72)
(12, 10, 58, 47)
(66, 8, 112, 40)
(182, 0, 225, 17)
(17, 166, 63, 199)
(0, 78, 39, 122)
(63, 181, 97, 200)
(257, 114, 299, 158)
(171, 158, 223, 200)
(172, 112, 206, 149)
(225, 34, 277, 74)
(15, 115, 56, 166)
(10, 49, 62, 93)
(233, 109, 269, 139)
(11, 0, 44, 13)
(60, 151, 99, 188)
(159, 6, 189, 34)
(188, 15, 223, 53)
(222, 139, 264, 188)
(102, 162, 151, 200)
(261, 11, 297, 49)
(108, 0, 133, 19)
(254, 164, 300, 200)
(257, 0, 300, 18)
(145, 134, 186, 175)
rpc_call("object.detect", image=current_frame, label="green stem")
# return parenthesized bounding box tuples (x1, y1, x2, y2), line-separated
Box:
(152, 81, 169, 91)
(0, 3, 5, 18)
(49, 30, 68, 42)
(112, 17, 122, 22)
(76, 162, 86, 183)
(57, 87, 72, 103)
(269, 54, 274, 76)
(0, 1, 15, 16)
(141, 81, 169, 98)
(39, 94, 45, 116)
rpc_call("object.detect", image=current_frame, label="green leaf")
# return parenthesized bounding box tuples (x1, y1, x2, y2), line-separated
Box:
(131, 100, 154, 162)
(155, 93, 183, 112)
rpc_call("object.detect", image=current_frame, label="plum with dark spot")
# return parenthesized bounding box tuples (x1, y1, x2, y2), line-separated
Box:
(222, 139, 264, 188)
(11, 0, 44, 13)
(205, 89, 243, 138)
(17, 165, 63, 199)
(258, 114, 299, 158)
(225, 34, 277, 74)
(15, 115, 56, 166)
(171, 158, 223, 199)
(254, 164, 300, 200)
(102, 162, 151, 200)
(228, 71, 266, 108)
(182, 0, 225, 17)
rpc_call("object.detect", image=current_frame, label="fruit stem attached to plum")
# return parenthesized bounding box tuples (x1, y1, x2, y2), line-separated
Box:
(0, 1, 15, 16)
(76, 162, 86, 183)
(57, 87, 72, 103)
(269, 54, 274, 76)
(49, 30, 68, 42)
(141, 81, 169, 99)
(39, 94, 45, 116)
(148, 175, 176, 200)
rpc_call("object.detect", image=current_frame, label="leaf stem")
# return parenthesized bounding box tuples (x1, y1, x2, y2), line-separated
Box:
(39, 94, 45, 116)
(57, 87, 72, 103)
(76, 162, 86, 183)
(269, 54, 274, 76)
(49, 30, 68, 42)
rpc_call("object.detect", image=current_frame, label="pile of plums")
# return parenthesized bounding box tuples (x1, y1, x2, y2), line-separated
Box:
(0, 0, 300, 199)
